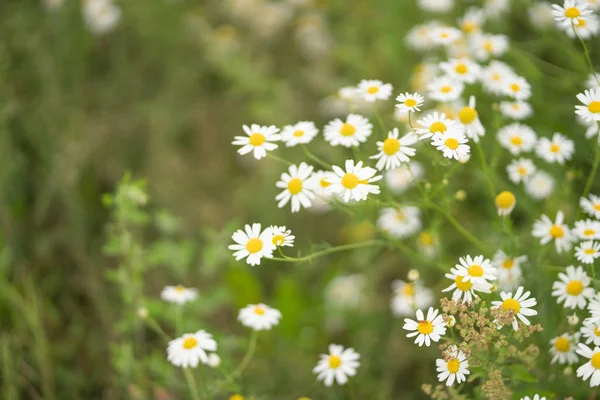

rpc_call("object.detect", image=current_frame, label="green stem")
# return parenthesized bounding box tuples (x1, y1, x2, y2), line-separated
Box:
(572, 23, 600, 86)
(183, 368, 202, 400)
(374, 106, 388, 138)
(145, 317, 172, 343)
(408, 111, 415, 129)
(266, 153, 293, 166)
(301, 145, 331, 169)
(475, 140, 496, 202)
(212, 331, 259, 395)
(425, 202, 488, 253)
(582, 142, 600, 199)
(271, 240, 384, 263)
(176, 308, 183, 336)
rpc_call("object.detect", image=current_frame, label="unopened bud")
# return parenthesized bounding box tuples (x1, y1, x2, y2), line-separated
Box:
(446, 315, 456, 327)
(137, 307, 148, 319)
(567, 313, 579, 326)
(407, 269, 420, 281)
(564, 366, 573, 375)
(455, 190, 467, 201)
(207, 353, 221, 368)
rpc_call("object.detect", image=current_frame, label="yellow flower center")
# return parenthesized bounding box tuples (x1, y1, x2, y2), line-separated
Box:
(254, 306, 265, 315)
(183, 337, 198, 349)
(585, 248, 596, 255)
(405, 98, 417, 107)
(293, 130, 305, 137)
(340, 123, 356, 136)
(272, 235, 285, 246)
(594, 203, 600, 211)
(503, 259, 514, 269)
(462, 22, 476, 32)
(588, 101, 600, 113)
(455, 275, 472, 291)
(550, 143, 561, 153)
(445, 138, 459, 150)
(245, 238, 263, 253)
(510, 83, 520, 93)
(584, 229, 596, 236)
(403, 284, 414, 296)
(594, 326, 600, 336)
(396, 211, 405, 221)
(468, 265, 484, 277)
(430, 121, 447, 133)
(549, 225, 564, 238)
(229, 395, 244, 400)
(566, 280, 584, 295)
(341, 173, 367, 189)
(492, 72, 501, 81)
(484, 41, 493, 52)
(419, 232, 433, 246)
(328, 355, 342, 369)
(554, 337, 570, 352)
(458, 107, 477, 124)
(249, 133, 266, 146)
(565, 7, 580, 18)
(319, 178, 330, 188)
(502, 298, 521, 313)
(175, 285, 185, 292)
(447, 358, 460, 373)
(367, 86, 379, 94)
(518, 166, 527, 176)
(577, 18, 587, 27)
(287, 177, 303, 195)
(440, 32, 449, 38)
(417, 320, 434, 334)
(510, 136, 523, 146)
(592, 352, 600, 369)
(455, 63, 468, 74)
(441, 86, 452, 93)
(383, 138, 401, 155)
(495, 191, 516, 209)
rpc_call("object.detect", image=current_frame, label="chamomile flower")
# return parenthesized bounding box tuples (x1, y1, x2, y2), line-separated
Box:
(325, 274, 365, 310)
(385, 162, 424, 194)
(431, 131, 470, 161)
(83, 0, 121, 35)
(500, 101, 533, 120)
(528, 1, 555, 28)
(161, 286, 199, 305)
(429, 26, 462, 46)
(418, 0, 454, 13)
(370, 129, 418, 170)
(581, 194, 600, 219)
(313, 345, 360, 386)
(520, 396, 546, 400)
(496, 191, 516, 216)
(552, 0, 592, 27)
(238, 303, 282, 330)
(581, 320, 600, 346)
(455, 254, 497, 285)
(550, 333, 581, 364)
(436, 345, 470, 386)
(535, 133, 574, 164)
(524, 170, 555, 200)
(427, 76, 464, 102)
(469, 33, 509, 61)
(492, 250, 526, 291)
(457, 96, 485, 142)
(357, 80, 393, 102)
(575, 343, 600, 387)
(497, 123, 537, 155)
(573, 219, 600, 240)
(552, 265, 594, 309)
(324, 114, 373, 147)
(532, 211, 574, 253)
(439, 58, 481, 83)
(403, 307, 447, 347)
(406, 23, 440, 51)
(327, 160, 382, 202)
(395, 92, 424, 113)
(280, 121, 319, 147)
(459, 7, 486, 35)
(229, 223, 276, 266)
(589, 294, 600, 324)
(579, 113, 600, 143)
(575, 241, 600, 264)
(269, 226, 294, 247)
(507, 158, 536, 183)
(275, 163, 315, 213)
(415, 112, 462, 140)
(492, 286, 538, 330)
(233, 124, 280, 159)
(377, 206, 422, 238)
(167, 330, 217, 368)
(586, 73, 600, 89)
(564, 13, 600, 39)
(417, 231, 439, 257)
(391, 280, 435, 317)
(502, 75, 532, 100)
(576, 88, 600, 122)
(443, 267, 493, 302)
(481, 60, 515, 94)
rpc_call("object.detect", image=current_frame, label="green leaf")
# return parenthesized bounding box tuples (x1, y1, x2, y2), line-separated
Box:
(508, 364, 537, 383)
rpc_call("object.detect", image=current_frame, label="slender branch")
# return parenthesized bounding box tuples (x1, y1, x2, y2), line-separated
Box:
(183, 368, 202, 400)
(582, 142, 600, 199)
(212, 331, 259, 395)
(271, 240, 384, 263)
(572, 22, 600, 86)
(301, 145, 331, 169)
(425, 202, 488, 253)
(266, 153, 293, 166)
(475, 140, 496, 202)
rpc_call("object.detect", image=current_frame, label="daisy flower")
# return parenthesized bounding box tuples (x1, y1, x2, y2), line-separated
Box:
(552, 265, 595, 308)
(357, 79, 393, 102)
(589, 294, 600, 324)
(415, 112, 463, 140)
(325, 274, 365, 310)
(575, 240, 600, 264)
(573, 219, 600, 240)
(324, 114, 373, 147)
(280, 121, 319, 147)
(575, 343, 600, 387)
(232, 124, 280, 159)
(229, 223, 276, 266)
(492, 250, 526, 291)
(406, 23, 440, 51)
(481, 60, 515, 94)
(532, 211, 574, 253)
(535, 133, 574, 164)
(497, 123, 537, 155)
(269, 226, 294, 247)
(454, 254, 497, 285)
(370, 129, 418, 170)
(418, 0, 454, 13)
(391, 280, 434, 317)
(238, 303, 282, 330)
(275, 162, 315, 213)
(581, 320, 600, 346)
(431, 130, 470, 161)
(385, 162, 424, 194)
(564, 13, 600, 39)
(492, 286, 538, 330)
(499, 101, 533, 120)
(161, 286, 198, 305)
(552, 0, 592, 27)
(524, 170, 555, 200)
(528, 1, 555, 28)
(427, 76, 464, 102)
(436, 345, 470, 386)
(443, 267, 493, 303)
(327, 160, 382, 202)
(167, 330, 217, 368)
(459, 7, 486, 34)
(403, 307, 447, 347)
(429, 26, 462, 46)
(206, 353, 221, 368)
(502, 75, 532, 101)
(581, 194, 600, 218)
(586, 72, 600, 89)
(395, 92, 424, 113)
(439, 58, 481, 83)
(313, 344, 360, 386)
(550, 332, 581, 364)
(496, 190, 516, 216)
(377, 206, 422, 238)
(576, 88, 600, 122)
(83, 0, 121, 35)
(457, 96, 485, 142)
(469, 33, 509, 61)
(507, 158, 536, 183)
(520, 396, 546, 400)
(417, 231, 439, 257)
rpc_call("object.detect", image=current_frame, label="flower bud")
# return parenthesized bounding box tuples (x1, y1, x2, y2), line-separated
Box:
(407, 269, 420, 281)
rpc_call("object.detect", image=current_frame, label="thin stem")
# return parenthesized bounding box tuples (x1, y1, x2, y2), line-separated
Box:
(266, 153, 293, 166)
(374, 106, 388, 138)
(582, 142, 600, 199)
(475, 140, 496, 202)
(271, 240, 384, 263)
(572, 23, 600, 86)
(212, 331, 259, 395)
(301, 145, 331, 169)
(176, 308, 183, 336)
(145, 317, 172, 343)
(183, 368, 202, 400)
(408, 111, 415, 129)
(426, 202, 488, 253)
